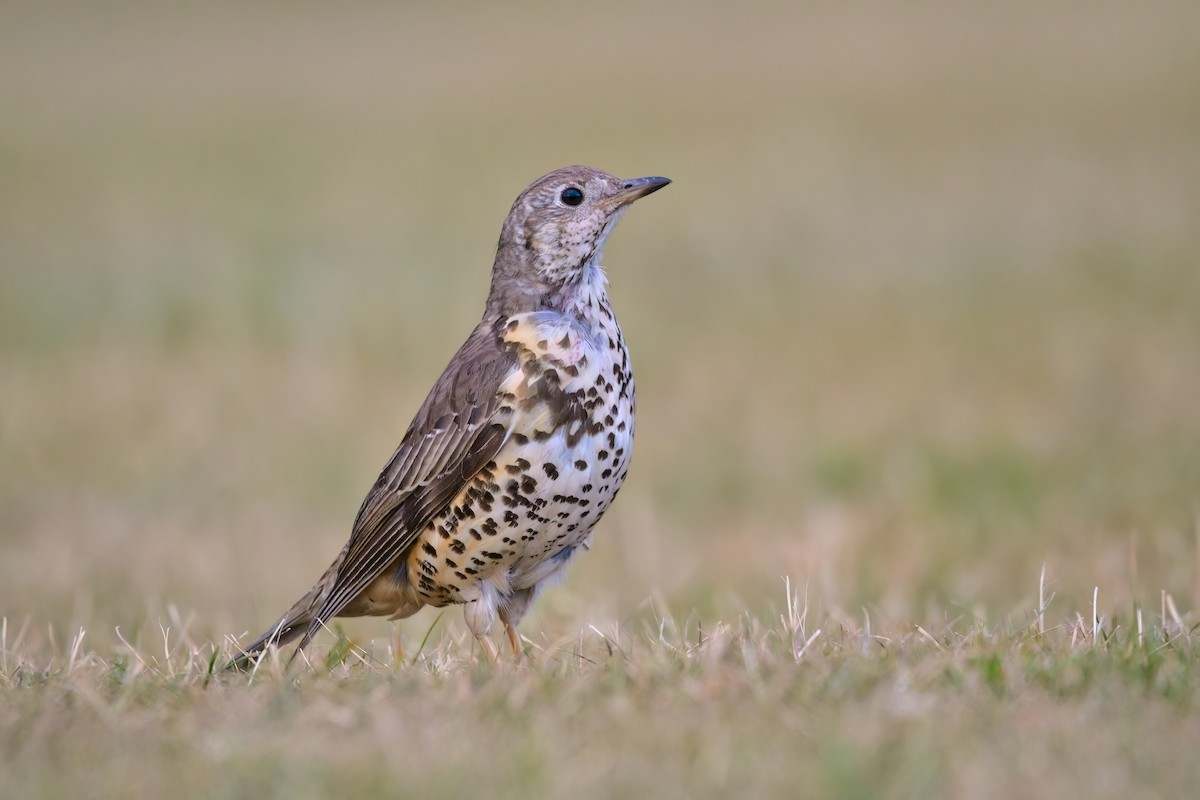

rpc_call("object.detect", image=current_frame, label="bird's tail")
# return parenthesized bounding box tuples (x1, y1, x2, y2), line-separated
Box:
(228, 539, 360, 671)
(227, 581, 325, 671)
(228, 543, 352, 671)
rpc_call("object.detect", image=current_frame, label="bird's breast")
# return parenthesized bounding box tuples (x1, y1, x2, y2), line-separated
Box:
(404, 308, 635, 605)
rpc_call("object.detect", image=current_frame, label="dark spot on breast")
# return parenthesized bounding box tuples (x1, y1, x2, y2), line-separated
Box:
(504, 510, 519, 526)
(558, 333, 572, 349)
(445, 557, 458, 568)
(601, 469, 612, 479)
(599, 450, 609, 460)
(521, 475, 537, 494)
(537, 339, 548, 350)
(516, 458, 531, 470)
(543, 463, 559, 480)
(513, 433, 529, 445)
(421, 542, 437, 557)
(450, 540, 466, 554)
(574, 459, 587, 470)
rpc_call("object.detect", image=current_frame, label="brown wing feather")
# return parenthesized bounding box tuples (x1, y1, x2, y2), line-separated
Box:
(296, 317, 518, 649)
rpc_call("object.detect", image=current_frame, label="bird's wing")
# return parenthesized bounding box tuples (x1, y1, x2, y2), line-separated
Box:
(298, 319, 520, 647)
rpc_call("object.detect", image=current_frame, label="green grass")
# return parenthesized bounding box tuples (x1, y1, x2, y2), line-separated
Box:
(2, 0, 1200, 797)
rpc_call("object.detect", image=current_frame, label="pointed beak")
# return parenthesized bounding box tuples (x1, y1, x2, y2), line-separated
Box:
(610, 175, 671, 207)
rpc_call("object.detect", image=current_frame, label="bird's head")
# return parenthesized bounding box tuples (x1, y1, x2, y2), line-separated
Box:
(490, 165, 670, 312)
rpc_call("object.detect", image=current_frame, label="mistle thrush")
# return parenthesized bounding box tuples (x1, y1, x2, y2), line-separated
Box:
(231, 165, 669, 667)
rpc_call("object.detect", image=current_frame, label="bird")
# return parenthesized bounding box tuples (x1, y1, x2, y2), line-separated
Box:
(230, 165, 670, 669)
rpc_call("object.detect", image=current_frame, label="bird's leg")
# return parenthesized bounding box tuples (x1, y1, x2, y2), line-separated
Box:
(464, 593, 500, 665)
(505, 623, 522, 657)
(476, 633, 500, 664)
(498, 586, 536, 659)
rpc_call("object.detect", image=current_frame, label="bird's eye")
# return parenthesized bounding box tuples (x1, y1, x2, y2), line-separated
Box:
(560, 187, 584, 206)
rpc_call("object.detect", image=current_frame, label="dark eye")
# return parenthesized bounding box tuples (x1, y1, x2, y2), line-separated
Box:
(560, 187, 584, 206)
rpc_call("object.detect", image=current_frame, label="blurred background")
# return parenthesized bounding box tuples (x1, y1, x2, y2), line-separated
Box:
(2, 0, 1198, 654)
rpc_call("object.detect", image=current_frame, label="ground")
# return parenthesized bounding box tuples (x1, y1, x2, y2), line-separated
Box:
(2, 1, 1199, 798)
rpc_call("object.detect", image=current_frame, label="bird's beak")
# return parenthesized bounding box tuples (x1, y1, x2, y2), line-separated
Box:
(609, 175, 671, 207)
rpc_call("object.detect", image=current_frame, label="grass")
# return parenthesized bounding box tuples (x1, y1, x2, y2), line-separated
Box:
(3, 579, 1199, 799)
(2, 0, 1200, 797)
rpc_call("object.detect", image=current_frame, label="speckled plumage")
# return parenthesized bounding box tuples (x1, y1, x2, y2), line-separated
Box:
(231, 166, 669, 667)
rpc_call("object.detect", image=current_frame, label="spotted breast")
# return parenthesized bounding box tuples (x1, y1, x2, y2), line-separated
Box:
(402, 296, 635, 632)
